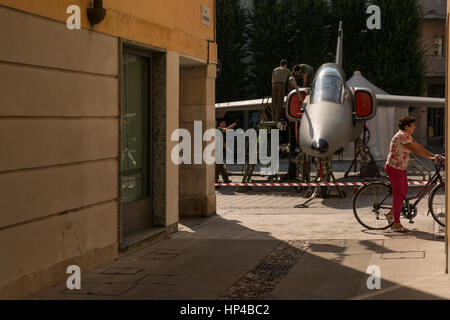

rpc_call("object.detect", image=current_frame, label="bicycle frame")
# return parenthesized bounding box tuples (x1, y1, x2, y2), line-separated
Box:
(376, 160, 445, 213)
(353, 155, 446, 230)
(405, 164, 445, 208)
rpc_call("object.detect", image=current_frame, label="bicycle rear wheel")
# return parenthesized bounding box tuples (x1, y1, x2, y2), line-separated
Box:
(429, 183, 446, 228)
(353, 183, 394, 230)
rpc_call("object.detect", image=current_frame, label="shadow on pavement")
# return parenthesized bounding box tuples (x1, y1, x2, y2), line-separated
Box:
(31, 214, 448, 300)
(361, 228, 445, 242)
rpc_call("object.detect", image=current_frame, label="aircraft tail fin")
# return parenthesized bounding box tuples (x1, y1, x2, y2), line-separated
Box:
(335, 21, 343, 68)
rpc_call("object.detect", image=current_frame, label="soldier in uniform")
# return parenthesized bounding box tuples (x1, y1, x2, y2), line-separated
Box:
(292, 64, 314, 88)
(271, 59, 292, 126)
(215, 119, 239, 184)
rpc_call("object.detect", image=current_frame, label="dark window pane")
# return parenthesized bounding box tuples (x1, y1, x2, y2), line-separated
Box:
(121, 53, 150, 203)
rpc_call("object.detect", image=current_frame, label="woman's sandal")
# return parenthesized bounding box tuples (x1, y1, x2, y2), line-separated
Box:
(392, 226, 409, 233)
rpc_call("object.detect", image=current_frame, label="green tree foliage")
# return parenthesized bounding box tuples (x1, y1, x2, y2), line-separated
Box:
(240, 6, 257, 99)
(216, 0, 426, 100)
(326, 0, 425, 95)
(216, 0, 247, 103)
(251, 0, 285, 97)
(327, 0, 369, 77)
(363, 0, 426, 95)
(280, 0, 332, 69)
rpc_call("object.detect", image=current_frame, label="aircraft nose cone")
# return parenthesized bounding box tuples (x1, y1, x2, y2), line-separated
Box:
(311, 139, 329, 154)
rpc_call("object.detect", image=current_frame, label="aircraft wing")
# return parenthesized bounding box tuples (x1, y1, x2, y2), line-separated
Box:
(215, 94, 445, 112)
(215, 98, 276, 112)
(376, 94, 445, 108)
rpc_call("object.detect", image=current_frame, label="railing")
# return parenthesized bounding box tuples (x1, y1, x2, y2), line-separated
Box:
(419, 0, 447, 19)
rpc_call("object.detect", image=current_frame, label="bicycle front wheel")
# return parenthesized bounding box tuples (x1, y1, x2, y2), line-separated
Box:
(429, 183, 446, 228)
(353, 183, 394, 230)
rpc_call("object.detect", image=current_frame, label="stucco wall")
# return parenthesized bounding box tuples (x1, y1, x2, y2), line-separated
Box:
(179, 65, 216, 217)
(0, 6, 119, 298)
(0, 0, 215, 297)
(0, 0, 217, 63)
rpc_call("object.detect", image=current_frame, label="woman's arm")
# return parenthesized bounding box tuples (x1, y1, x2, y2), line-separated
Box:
(404, 141, 437, 161)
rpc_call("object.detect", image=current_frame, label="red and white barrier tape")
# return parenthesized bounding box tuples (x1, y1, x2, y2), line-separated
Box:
(215, 181, 428, 187)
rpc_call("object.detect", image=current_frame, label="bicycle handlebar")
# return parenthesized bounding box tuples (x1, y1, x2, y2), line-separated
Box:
(434, 154, 445, 171)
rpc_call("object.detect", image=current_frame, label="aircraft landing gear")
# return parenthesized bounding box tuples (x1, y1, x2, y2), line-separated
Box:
(289, 150, 311, 194)
(313, 157, 346, 199)
(296, 157, 346, 208)
(344, 124, 381, 179)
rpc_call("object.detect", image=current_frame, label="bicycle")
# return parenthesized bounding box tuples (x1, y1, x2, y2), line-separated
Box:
(353, 155, 446, 230)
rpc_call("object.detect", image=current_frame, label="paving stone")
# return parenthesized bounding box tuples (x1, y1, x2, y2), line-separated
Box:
(140, 249, 186, 260)
(82, 270, 150, 284)
(343, 239, 385, 254)
(138, 274, 191, 285)
(100, 267, 144, 275)
(381, 251, 426, 260)
(61, 282, 136, 296)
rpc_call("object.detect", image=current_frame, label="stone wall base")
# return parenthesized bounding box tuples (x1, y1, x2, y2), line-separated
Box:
(179, 194, 216, 218)
(0, 243, 118, 300)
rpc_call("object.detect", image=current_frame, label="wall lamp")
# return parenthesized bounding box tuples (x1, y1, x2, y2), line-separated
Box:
(87, 0, 107, 28)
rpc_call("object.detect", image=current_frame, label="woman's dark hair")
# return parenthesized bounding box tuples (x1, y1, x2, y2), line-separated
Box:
(398, 116, 416, 130)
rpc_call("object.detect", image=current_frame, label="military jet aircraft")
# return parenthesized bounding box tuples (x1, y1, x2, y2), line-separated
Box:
(215, 22, 445, 161)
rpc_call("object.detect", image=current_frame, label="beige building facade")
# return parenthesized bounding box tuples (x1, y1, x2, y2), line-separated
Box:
(414, 0, 447, 147)
(0, 0, 217, 298)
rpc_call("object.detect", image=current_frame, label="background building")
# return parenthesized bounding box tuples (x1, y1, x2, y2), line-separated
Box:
(414, 0, 447, 148)
(0, 0, 217, 298)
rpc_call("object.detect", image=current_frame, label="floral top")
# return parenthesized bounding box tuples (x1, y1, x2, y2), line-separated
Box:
(386, 130, 414, 171)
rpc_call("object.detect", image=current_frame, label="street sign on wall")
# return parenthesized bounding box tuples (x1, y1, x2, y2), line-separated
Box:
(201, 5, 210, 26)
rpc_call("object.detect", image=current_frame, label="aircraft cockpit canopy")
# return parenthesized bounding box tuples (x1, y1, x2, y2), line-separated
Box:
(311, 64, 345, 104)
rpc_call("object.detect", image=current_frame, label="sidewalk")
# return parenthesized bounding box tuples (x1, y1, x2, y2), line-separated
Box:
(31, 187, 449, 300)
